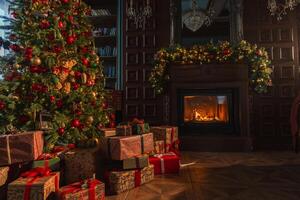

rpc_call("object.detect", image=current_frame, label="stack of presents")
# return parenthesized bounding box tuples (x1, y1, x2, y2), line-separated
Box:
(0, 119, 180, 200)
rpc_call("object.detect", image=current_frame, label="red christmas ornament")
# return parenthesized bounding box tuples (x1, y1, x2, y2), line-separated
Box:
(66, 35, 75, 45)
(109, 122, 116, 128)
(68, 16, 74, 23)
(74, 109, 82, 116)
(72, 83, 80, 90)
(71, 119, 80, 127)
(81, 47, 89, 54)
(81, 57, 89, 66)
(9, 44, 21, 52)
(11, 11, 18, 18)
(0, 101, 5, 110)
(58, 21, 64, 29)
(110, 113, 116, 120)
(39, 20, 50, 29)
(53, 45, 63, 54)
(97, 123, 104, 129)
(57, 127, 65, 136)
(47, 33, 55, 41)
(86, 79, 95, 86)
(56, 99, 63, 108)
(74, 71, 81, 79)
(102, 102, 108, 109)
(50, 96, 55, 103)
(61, 0, 69, 3)
(223, 49, 231, 56)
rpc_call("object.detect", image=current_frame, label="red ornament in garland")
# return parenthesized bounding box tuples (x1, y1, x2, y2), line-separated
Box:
(39, 20, 51, 29)
(57, 127, 65, 136)
(50, 95, 55, 103)
(53, 45, 63, 54)
(74, 109, 82, 116)
(61, 0, 69, 4)
(0, 100, 5, 110)
(66, 35, 75, 45)
(71, 119, 80, 127)
(223, 49, 231, 56)
(68, 16, 74, 24)
(110, 113, 116, 121)
(109, 121, 116, 128)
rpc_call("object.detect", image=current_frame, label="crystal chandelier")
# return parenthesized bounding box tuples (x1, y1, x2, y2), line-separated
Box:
(267, 0, 300, 20)
(127, 0, 152, 29)
(182, 0, 214, 32)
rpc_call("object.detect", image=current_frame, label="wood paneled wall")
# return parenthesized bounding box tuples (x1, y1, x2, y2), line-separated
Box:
(122, 0, 170, 124)
(244, 0, 299, 149)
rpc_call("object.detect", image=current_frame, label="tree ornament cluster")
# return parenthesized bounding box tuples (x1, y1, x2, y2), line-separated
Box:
(0, 0, 113, 147)
(149, 41, 273, 94)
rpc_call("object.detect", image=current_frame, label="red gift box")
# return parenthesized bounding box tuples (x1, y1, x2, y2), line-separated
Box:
(149, 152, 180, 175)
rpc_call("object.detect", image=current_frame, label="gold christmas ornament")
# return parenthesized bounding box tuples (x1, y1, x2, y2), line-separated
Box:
(13, 63, 21, 69)
(31, 56, 42, 66)
(85, 116, 94, 125)
(81, 73, 87, 84)
(63, 82, 71, 94)
(55, 82, 63, 90)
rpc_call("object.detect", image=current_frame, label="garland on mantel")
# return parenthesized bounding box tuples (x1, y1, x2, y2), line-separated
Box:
(149, 40, 273, 94)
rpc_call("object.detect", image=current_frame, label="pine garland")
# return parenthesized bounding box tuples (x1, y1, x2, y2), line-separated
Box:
(149, 41, 273, 94)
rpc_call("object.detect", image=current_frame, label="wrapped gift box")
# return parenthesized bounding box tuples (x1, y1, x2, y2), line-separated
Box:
(99, 133, 154, 160)
(105, 165, 154, 194)
(0, 162, 32, 200)
(7, 168, 59, 200)
(149, 152, 180, 175)
(0, 167, 9, 187)
(0, 131, 44, 166)
(116, 125, 132, 136)
(153, 140, 165, 154)
(58, 179, 105, 200)
(109, 155, 149, 170)
(32, 153, 61, 171)
(64, 148, 101, 185)
(150, 126, 179, 154)
(132, 123, 150, 135)
(99, 128, 116, 137)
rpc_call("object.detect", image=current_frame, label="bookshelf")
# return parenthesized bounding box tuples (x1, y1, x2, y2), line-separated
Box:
(85, 0, 120, 90)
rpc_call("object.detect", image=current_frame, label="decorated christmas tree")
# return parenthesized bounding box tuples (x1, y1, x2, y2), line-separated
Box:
(0, 0, 113, 148)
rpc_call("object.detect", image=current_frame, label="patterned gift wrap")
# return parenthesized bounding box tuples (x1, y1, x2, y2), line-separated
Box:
(149, 152, 180, 175)
(99, 128, 116, 137)
(99, 133, 154, 160)
(0, 131, 44, 166)
(7, 169, 59, 200)
(154, 140, 165, 154)
(0, 167, 9, 186)
(116, 125, 132, 136)
(58, 179, 105, 200)
(150, 126, 179, 154)
(106, 165, 154, 194)
(64, 148, 101, 184)
(109, 155, 149, 170)
(32, 153, 61, 171)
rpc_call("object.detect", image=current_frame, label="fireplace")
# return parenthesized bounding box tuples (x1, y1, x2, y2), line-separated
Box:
(178, 89, 240, 135)
(166, 64, 252, 151)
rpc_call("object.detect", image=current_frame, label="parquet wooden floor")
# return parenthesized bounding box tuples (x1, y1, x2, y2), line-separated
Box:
(107, 151, 300, 200)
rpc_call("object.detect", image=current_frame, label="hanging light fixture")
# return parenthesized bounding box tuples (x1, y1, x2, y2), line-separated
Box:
(182, 0, 214, 32)
(127, 0, 152, 29)
(267, 0, 299, 20)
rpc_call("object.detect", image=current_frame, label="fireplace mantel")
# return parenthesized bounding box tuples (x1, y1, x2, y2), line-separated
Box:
(165, 63, 252, 151)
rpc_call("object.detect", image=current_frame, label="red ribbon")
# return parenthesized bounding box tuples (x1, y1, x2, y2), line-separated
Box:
(134, 170, 141, 187)
(59, 179, 100, 200)
(21, 167, 58, 200)
(135, 157, 140, 169)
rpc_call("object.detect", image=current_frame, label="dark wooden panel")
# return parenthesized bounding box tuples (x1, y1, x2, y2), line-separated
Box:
(244, 0, 299, 149)
(122, 0, 170, 122)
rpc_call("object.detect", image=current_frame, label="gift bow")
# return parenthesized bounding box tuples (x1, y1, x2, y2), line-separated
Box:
(21, 167, 58, 200)
(21, 167, 51, 178)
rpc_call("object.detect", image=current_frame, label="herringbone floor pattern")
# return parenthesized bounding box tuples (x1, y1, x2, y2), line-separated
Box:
(107, 152, 300, 200)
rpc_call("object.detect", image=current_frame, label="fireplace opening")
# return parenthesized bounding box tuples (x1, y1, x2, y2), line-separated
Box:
(178, 89, 240, 135)
(184, 95, 229, 123)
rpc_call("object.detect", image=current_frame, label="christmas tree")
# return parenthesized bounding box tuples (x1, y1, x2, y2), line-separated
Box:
(0, 0, 113, 148)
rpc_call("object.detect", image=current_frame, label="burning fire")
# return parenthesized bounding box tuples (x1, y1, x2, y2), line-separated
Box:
(193, 110, 220, 121)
